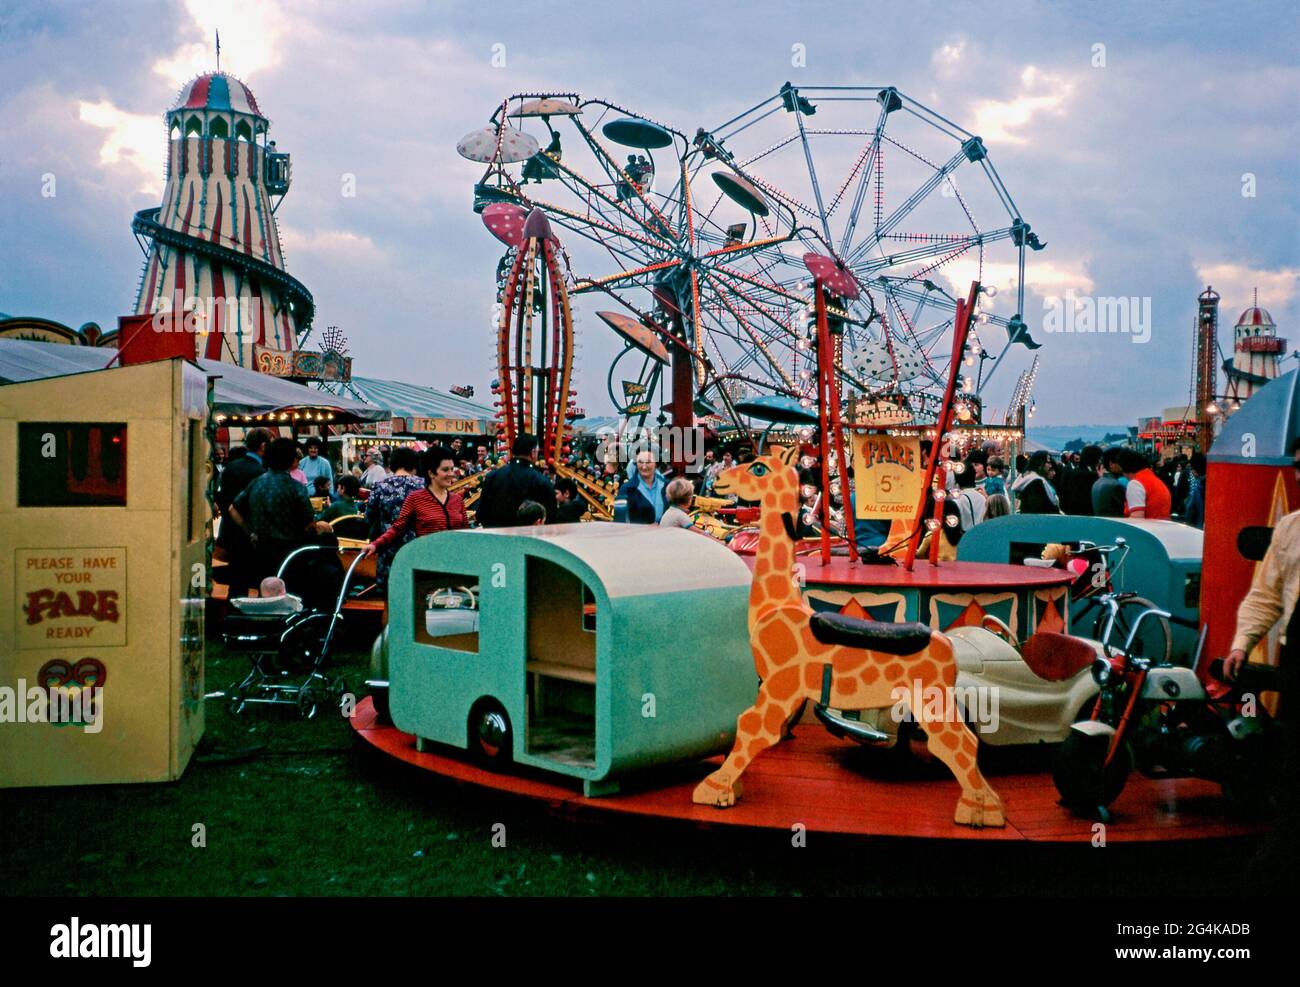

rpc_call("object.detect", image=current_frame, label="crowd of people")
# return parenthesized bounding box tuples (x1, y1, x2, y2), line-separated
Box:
(1001, 445, 1203, 525)
(893, 443, 1204, 560)
(215, 424, 1207, 602)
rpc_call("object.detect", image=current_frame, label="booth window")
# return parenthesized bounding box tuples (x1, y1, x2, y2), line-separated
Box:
(18, 423, 127, 507)
(413, 570, 479, 653)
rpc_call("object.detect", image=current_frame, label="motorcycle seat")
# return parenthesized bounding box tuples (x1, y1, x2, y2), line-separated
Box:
(808, 613, 932, 655)
(1020, 631, 1096, 682)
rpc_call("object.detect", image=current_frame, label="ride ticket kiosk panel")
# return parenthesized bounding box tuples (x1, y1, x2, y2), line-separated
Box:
(0, 359, 211, 787)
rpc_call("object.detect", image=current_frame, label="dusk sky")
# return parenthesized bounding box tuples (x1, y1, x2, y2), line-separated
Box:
(2, 0, 1296, 426)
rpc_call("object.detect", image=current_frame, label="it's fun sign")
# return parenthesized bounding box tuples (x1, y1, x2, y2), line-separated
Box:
(16, 548, 127, 648)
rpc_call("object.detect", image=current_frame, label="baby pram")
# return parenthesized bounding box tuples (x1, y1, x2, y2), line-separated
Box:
(221, 540, 367, 719)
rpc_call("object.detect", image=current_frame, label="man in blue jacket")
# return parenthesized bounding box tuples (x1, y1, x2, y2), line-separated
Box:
(615, 450, 669, 524)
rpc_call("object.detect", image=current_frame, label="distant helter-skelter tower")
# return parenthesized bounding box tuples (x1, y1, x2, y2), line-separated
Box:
(132, 72, 313, 367)
(1225, 290, 1284, 402)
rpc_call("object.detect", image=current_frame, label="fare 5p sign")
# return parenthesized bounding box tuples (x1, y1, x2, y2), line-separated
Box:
(852, 435, 923, 519)
(16, 548, 127, 648)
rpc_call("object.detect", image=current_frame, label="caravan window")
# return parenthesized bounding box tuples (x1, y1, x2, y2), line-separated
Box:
(412, 570, 479, 653)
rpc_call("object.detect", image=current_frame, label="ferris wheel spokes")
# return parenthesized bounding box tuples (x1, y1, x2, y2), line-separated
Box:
(468, 85, 1040, 426)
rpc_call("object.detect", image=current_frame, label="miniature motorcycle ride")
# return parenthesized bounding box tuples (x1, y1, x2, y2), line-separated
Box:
(1053, 603, 1282, 821)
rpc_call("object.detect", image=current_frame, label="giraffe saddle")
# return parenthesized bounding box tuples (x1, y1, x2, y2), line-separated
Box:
(808, 613, 932, 655)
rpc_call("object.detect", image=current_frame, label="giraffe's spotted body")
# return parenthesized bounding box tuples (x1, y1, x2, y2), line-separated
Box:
(692, 448, 1005, 827)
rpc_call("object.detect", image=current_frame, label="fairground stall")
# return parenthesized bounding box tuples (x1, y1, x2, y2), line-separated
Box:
(345, 376, 495, 464)
(0, 336, 388, 605)
(0, 357, 211, 787)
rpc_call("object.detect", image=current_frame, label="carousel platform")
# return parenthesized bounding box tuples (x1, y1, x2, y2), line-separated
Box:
(351, 698, 1266, 844)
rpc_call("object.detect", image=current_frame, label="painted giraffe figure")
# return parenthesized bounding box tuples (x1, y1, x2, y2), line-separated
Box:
(693, 446, 1005, 827)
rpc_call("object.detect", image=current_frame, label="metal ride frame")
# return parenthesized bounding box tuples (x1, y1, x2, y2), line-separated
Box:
(493, 209, 575, 466)
(467, 84, 1043, 437)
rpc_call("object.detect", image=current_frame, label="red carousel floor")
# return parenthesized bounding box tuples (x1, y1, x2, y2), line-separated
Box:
(351, 699, 1266, 843)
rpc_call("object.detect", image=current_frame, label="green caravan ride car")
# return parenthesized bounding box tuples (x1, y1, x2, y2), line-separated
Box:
(385, 524, 757, 796)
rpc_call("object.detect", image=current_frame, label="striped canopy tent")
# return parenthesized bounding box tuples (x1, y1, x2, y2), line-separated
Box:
(347, 376, 494, 434)
(0, 338, 387, 423)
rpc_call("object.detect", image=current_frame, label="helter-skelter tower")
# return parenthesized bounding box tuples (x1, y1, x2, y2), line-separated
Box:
(1225, 290, 1284, 402)
(131, 72, 313, 366)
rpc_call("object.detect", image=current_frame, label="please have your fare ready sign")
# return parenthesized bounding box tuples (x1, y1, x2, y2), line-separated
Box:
(16, 548, 127, 647)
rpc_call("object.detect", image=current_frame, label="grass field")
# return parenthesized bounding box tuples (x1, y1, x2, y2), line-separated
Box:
(2, 624, 1283, 897)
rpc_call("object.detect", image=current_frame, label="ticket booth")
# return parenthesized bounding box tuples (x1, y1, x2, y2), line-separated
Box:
(0, 358, 211, 787)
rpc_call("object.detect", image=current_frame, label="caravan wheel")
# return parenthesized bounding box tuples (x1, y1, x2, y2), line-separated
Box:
(469, 701, 513, 767)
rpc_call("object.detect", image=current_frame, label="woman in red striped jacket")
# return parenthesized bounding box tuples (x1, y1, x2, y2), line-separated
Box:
(362, 445, 468, 558)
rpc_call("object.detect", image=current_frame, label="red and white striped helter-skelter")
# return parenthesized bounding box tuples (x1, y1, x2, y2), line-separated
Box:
(461, 86, 1043, 431)
(487, 205, 576, 464)
(132, 72, 313, 368)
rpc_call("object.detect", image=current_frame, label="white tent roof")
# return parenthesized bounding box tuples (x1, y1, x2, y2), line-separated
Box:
(0, 338, 388, 422)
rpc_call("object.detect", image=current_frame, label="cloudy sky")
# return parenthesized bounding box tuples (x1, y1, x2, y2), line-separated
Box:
(2, 0, 1296, 426)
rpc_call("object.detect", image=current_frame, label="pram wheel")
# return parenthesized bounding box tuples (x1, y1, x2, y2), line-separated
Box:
(226, 685, 247, 717)
(297, 686, 319, 720)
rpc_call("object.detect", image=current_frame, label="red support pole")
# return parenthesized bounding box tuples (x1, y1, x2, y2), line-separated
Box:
(903, 281, 980, 572)
(814, 283, 834, 567)
(814, 282, 859, 565)
(667, 309, 695, 476)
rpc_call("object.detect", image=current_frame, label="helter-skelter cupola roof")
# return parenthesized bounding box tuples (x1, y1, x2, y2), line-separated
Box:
(1235, 306, 1276, 329)
(170, 72, 265, 120)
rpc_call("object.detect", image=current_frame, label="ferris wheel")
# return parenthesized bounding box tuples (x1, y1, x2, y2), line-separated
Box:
(459, 84, 1043, 430)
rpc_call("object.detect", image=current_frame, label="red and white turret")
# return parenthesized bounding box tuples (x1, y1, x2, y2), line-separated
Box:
(131, 72, 313, 368)
(1226, 290, 1284, 401)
